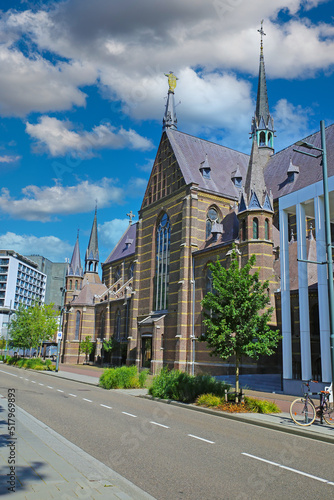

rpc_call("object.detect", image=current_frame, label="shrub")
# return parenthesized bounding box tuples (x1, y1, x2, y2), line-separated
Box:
(244, 397, 280, 414)
(148, 368, 230, 403)
(196, 393, 221, 407)
(138, 369, 149, 388)
(99, 365, 144, 389)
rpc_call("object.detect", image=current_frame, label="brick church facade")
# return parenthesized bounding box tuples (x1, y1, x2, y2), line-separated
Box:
(61, 31, 334, 390)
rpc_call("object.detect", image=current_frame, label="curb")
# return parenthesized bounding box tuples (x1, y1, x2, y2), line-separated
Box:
(139, 395, 334, 445)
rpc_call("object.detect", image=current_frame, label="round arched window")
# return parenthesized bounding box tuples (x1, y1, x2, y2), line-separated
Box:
(206, 207, 219, 239)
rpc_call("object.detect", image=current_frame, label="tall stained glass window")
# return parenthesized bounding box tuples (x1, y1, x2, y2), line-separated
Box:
(154, 213, 170, 311)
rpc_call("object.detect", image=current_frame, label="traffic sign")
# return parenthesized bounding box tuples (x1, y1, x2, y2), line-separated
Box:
(57, 331, 62, 341)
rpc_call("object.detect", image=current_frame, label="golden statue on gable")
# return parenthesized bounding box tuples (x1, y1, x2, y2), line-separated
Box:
(165, 71, 178, 92)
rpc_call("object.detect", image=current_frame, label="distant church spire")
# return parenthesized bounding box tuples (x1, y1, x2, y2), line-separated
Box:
(85, 208, 99, 273)
(163, 71, 178, 130)
(251, 21, 275, 150)
(67, 231, 83, 277)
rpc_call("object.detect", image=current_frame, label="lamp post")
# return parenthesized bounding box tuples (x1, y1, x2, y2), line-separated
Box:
(294, 120, 334, 388)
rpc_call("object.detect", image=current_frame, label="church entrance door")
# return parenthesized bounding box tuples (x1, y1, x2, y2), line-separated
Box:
(142, 337, 152, 369)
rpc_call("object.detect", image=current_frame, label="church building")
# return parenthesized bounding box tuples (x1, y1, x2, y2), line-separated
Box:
(61, 27, 334, 394)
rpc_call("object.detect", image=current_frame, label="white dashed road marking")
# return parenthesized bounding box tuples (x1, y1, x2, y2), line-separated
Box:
(100, 404, 112, 409)
(150, 421, 170, 429)
(83, 398, 92, 402)
(69, 394, 77, 397)
(188, 434, 214, 444)
(242, 453, 334, 486)
(122, 412, 137, 418)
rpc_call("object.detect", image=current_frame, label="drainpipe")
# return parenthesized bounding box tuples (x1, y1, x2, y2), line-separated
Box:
(191, 256, 196, 376)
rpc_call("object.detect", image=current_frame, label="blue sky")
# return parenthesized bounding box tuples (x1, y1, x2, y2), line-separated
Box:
(0, 0, 334, 264)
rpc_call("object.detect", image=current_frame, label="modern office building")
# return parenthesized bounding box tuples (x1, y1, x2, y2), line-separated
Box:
(0, 250, 46, 337)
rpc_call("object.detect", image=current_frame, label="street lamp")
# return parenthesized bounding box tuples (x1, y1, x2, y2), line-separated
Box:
(294, 120, 334, 390)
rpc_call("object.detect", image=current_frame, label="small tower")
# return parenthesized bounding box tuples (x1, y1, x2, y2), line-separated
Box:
(162, 71, 178, 130)
(238, 21, 275, 291)
(85, 209, 99, 273)
(65, 231, 83, 303)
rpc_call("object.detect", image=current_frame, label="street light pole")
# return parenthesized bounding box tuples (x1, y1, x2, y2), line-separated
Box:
(320, 120, 334, 389)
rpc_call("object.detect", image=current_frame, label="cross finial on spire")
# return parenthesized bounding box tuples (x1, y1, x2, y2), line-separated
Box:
(127, 210, 135, 225)
(257, 20, 266, 55)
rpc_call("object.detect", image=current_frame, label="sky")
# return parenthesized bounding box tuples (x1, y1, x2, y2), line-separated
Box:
(0, 0, 334, 264)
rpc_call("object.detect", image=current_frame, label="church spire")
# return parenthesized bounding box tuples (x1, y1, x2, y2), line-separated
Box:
(162, 71, 178, 130)
(85, 208, 99, 273)
(67, 230, 83, 277)
(251, 21, 275, 149)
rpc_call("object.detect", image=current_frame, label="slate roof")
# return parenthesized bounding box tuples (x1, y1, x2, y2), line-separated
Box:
(67, 235, 83, 277)
(71, 273, 107, 306)
(166, 129, 249, 199)
(264, 124, 334, 200)
(103, 223, 137, 265)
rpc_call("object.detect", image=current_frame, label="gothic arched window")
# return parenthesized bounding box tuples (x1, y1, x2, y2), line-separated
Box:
(69, 280, 72, 290)
(75, 311, 81, 340)
(206, 267, 213, 294)
(206, 207, 219, 239)
(154, 213, 171, 311)
(115, 310, 121, 341)
(241, 219, 246, 241)
(128, 262, 135, 280)
(253, 218, 259, 239)
(259, 131, 266, 146)
(265, 218, 269, 240)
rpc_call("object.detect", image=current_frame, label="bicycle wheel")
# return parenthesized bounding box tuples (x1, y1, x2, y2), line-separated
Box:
(290, 398, 316, 426)
(323, 401, 334, 426)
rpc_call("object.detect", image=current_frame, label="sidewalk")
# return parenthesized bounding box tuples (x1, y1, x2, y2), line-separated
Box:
(0, 391, 155, 499)
(45, 364, 334, 443)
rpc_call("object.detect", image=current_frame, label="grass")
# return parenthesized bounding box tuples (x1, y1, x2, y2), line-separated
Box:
(2, 356, 55, 371)
(99, 366, 148, 389)
(148, 368, 231, 403)
(196, 393, 281, 414)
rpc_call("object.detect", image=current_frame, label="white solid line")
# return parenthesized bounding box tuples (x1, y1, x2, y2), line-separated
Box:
(188, 434, 214, 444)
(150, 421, 170, 429)
(57, 389, 64, 393)
(38, 383, 44, 386)
(47, 386, 53, 389)
(83, 398, 92, 402)
(122, 412, 137, 418)
(100, 404, 112, 409)
(0, 370, 17, 377)
(242, 453, 334, 485)
(69, 394, 77, 397)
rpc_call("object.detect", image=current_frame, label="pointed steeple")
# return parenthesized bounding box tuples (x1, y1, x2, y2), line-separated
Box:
(67, 231, 83, 277)
(251, 21, 275, 149)
(163, 71, 178, 130)
(85, 208, 99, 273)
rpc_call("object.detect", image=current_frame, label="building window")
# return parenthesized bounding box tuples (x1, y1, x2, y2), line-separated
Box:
(206, 267, 213, 294)
(128, 262, 134, 280)
(259, 131, 266, 146)
(100, 312, 105, 340)
(253, 218, 259, 239)
(75, 280, 78, 290)
(115, 310, 121, 341)
(265, 219, 269, 240)
(114, 266, 121, 282)
(154, 213, 170, 311)
(75, 311, 81, 340)
(206, 207, 218, 239)
(69, 280, 72, 290)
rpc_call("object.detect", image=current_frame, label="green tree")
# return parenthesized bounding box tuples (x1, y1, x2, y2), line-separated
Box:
(79, 336, 94, 363)
(103, 337, 120, 354)
(9, 303, 59, 354)
(201, 249, 280, 396)
(0, 336, 6, 354)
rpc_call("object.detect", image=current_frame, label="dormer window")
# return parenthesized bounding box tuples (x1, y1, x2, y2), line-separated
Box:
(231, 166, 242, 189)
(287, 158, 299, 183)
(200, 154, 211, 180)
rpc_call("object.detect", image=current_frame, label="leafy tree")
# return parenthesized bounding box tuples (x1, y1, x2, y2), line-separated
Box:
(201, 249, 280, 396)
(79, 336, 94, 363)
(103, 337, 120, 354)
(0, 336, 6, 354)
(9, 303, 59, 354)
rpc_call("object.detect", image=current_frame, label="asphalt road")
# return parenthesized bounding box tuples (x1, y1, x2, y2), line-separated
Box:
(1, 365, 334, 500)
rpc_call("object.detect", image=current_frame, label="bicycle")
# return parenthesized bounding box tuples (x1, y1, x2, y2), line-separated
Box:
(289, 380, 334, 427)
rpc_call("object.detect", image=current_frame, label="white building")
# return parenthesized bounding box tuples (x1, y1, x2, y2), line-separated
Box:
(0, 250, 46, 337)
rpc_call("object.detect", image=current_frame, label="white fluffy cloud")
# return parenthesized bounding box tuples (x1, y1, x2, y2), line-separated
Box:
(0, 155, 20, 163)
(25, 116, 154, 157)
(0, 1, 333, 126)
(0, 232, 73, 262)
(99, 218, 130, 248)
(0, 179, 124, 221)
(274, 98, 314, 149)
